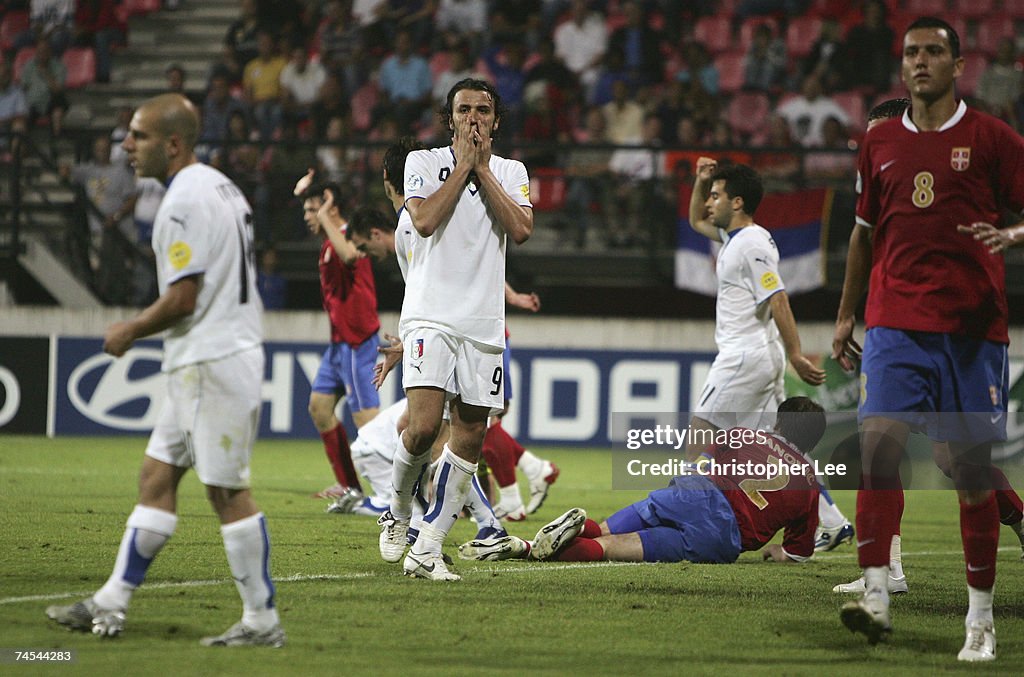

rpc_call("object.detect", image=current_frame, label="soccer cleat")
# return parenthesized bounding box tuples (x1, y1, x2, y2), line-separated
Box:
(325, 487, 364, 514)
(494, 504, 527, 522)
(840, 596, 892, 645)
(199, 621, 286, 648)
(957, 621, 996, 662)
(474, 525, 508, 540)
(313, 483, 349, 499)
(458, 535, 529, 561)
(403, 551, 461, 580)
(833, 574, 909, 595)
(351, 496, 388, 517)
(531, 508, 586, 561)
(815, 522, 855, 552)
(46, 598, 125, 637)
(377, 511, 410, 562)
(525, 461, 560, 515)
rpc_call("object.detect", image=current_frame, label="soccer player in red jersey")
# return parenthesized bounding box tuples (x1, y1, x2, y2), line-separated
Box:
(294, 171, 381, 505)
(831, 18, 1024, 661)
(458, 397, 825, 565)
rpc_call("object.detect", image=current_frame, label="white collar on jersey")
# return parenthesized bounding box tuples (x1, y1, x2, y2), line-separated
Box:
(901, 99, 967, 133)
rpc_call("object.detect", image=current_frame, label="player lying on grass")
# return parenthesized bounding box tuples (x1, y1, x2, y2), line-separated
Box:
(460, 397, 826, 564)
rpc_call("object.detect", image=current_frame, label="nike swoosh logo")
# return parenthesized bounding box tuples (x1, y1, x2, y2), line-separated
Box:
(990, 413, 1003, 424)
(412, 557, 434, 573)
(880, 160, 896, 172)
(856, 539, 875, 548)
(967, 563, 990, 572)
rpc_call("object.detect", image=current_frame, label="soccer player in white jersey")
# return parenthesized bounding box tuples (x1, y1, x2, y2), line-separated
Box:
(45, 94, 284, 647)
(372, 78, 533, 580)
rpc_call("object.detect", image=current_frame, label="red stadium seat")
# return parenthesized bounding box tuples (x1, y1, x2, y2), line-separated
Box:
(714, 51, 746, 94)
(13, 47, 35, 82)
(904, 0, 949, 14)
(785, 16, 822, 59)
(727, 92, 770, 137)
(122, 0, 162, 16)
(350, 83, 379, 132)
(0, 10, 29, 53)
(956, 51, 988, 96)
(738, 17, 778, 53)
(528, 168, 567, 212)
(975, 16, 1016, 56)
(62, 48, 96, 89)
(1004, 0, 1024, 19)
(952, 0, 994, 19)
(832, 91, 866, 133)
(693, 15, 732, 55)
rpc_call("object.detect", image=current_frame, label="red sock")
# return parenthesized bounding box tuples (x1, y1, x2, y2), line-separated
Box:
(321, 424, 361, 491)
(961, 492, 999, 589)
(990, 467, 1024, 526)
(554, 537, 604, 562)
(482, 424, 518, 487)
(856, 485, 903, 569)
(580, 518, 602, 539)
(490, 421, 526, 464)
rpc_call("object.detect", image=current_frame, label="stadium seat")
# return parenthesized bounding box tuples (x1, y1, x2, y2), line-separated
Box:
(956, 51, 987, 96)
(785, 16, 822, 59)
(833, 91, 866, 133)
(62, 48, 96, 89)
(1004, 0, 1024, 19)
(528, 168, 567, 212)
(714, 51, 746, 94)
(13, 47, 35, 83)
(952, 0, 993, 19)
(349, 83, 379, 132)
(738, 17, 779, 53)
(693, 15, 732, 55)
(726, 92, 770, 137)
(0, 10, 29, 53)
(975, 16, 1015, 56)
(122, 0, 162, 16)
(904, 0, 949, 14)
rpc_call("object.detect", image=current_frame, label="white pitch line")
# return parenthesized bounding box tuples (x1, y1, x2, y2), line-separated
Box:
(814, 545, 1023, 560)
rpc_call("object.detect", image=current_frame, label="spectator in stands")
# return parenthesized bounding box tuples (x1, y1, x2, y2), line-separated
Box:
(674, 116, 702, 147)
(431, 40, 478, 107)
(164, 63, 201, 106)
(225, 0, 262, 67)
(482, 40, 528, 138)
(375, 28, 431, 134)
(679, 73, 720, 133)
(213, 111, 270, 242)
(603, 79, 644, 145)
(553, 0, 608, 94)
(257, 246, 288, 310)
(676, 42, 718, 97)
(316, 115, 350, 183)
(491, 0, 544, 52)
(606, 113, 664, 247)
(200, 73, 248, 145)
(310, 73, 349, 138)
(753, 113, 801, 187)
(843, 0, 894, 94)
(737, 0, 809, 18)
(73, 0, 125, 84)
(977, 38, 1022, 128)
(804, 115, 854, 181)
(434, 0, 488, 54)
(280, 42, 327, 124)
(801, 17, 845, 93)
(709, 119, 738, 148)
(654, 80, 694, 145)
(351, 0, 389, 47)
(131, 177, 165, 306)
(20, 38, 68, 136)
(522, 81, 572, 165)
(319, 0, 365, 97)
(608, 0, 663, 86)
(776, 74, 850, 147)
(743, 23, 787, 92)
(14, 0, 75, 54)
(109, 104, 132, 163)
(382, 0, 437, 47)
(0, 61, 29, 144)
(206, 45, 244, 88)
(563, 105, 611, 248)
(62, 135, 137, 304)
(525, 38, 579, 100)
(590, 50, 635, 107)
(242, 30, 287, 140)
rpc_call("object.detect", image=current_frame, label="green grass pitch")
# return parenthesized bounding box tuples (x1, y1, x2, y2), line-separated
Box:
(1, 435, 1023, 675)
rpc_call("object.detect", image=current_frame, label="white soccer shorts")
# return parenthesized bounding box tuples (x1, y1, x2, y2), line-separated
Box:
(145, 346, 263, 489)
(694, 342, 785, 431)
(401, 327, 504, 414)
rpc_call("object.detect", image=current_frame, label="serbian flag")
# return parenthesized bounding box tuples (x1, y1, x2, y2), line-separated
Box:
(675, 185, 832, 296)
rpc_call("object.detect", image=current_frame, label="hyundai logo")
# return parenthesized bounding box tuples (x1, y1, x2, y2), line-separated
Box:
(67, 348, 166, 430)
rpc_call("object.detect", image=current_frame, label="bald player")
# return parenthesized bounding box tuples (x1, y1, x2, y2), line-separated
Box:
(46, 94, 284, 647)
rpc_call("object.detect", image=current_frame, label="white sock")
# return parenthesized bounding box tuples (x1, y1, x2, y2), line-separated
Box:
(414, 445, 477, 555)
(517, 449, 545, 479)
(817, 488, 847, 529)
(389, 434, 431, 521)
(889, 535, 905, 579)
(863, 566, 890, 607)
(464, 474, 501, 532)
(498, 483, 524, 512)
(966, 584, 994, 626)
(93, 505, 177, 610)
(221, 513, 279, 632)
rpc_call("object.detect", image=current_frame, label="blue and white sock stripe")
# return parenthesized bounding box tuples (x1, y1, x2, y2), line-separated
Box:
(259, 514, 275, 609)
(422, 462, 451, 524)
(471, 475, 497, 519)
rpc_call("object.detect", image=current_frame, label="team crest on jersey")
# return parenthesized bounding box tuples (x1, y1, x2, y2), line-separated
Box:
(951, 147, 971, 172)
(407, 174, 424, 191)
(168, 241, 192, 270)
(413, 338, 424, 359)
(760, 271, 779, 291)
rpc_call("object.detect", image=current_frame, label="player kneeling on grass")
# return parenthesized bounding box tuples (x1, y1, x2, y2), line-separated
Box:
(460, 397, 826, 565)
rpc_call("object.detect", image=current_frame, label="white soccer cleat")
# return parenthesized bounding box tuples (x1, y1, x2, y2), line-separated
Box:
(530, 507, 586, 560)
(957, 621, 996, 662)
(199, 621, 286, 648)
(377, 511, 410, 563)
(832, 574, 909, 595)
(840, 595, 892, 645)
(46, 598, 125, 637)
(815, 522, 855, 552)
(325, 487, 364, 514)
(403, 551, 461, 581)
(458, 535, 529, 561)
(525, 461, 560, 514)
(314, 483, 349, 499)
(494, 503, 527, 522)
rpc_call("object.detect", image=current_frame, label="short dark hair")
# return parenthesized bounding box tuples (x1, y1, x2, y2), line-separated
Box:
(346, 206, 392, 240)
(383, 136, 424, 196)
(906, 17, 960, 59)
(438, 78, 507, 139)
(867, 97, 910, 123)
(300, 181, 344, 205)
(709, 164, 764, 216)
(774, 397, 827, 455)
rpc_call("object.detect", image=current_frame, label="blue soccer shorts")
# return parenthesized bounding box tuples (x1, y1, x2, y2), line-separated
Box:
(859, 327, 1008, 443)
(311, 335, 381, 412)
(605, 475, 742, 563)
(502, 336, 513, 402)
